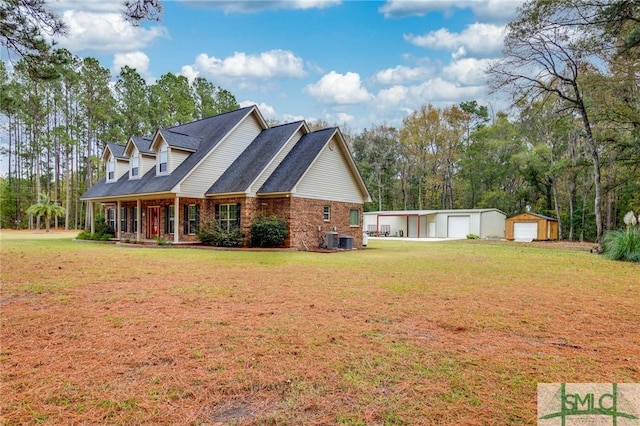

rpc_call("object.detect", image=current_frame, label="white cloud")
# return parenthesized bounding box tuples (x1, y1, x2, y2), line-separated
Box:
(452, 46, 467, 60)
(374, 78, 485, 112)
(442, 58, 493, 85)
(112, 51, 151, 78)
(282, 113, 307, 123)
(55, 10, 167, 53)
(405, 23, 506, 57)
(181, 50, 306, 83)
(376, 85, 409, 107)
(372, 65, 435, 85)
(379, 0, 518, 22)
(335, 112, 354, 123)
(305, 71, 373, 105)
(240, 100, 277, 118)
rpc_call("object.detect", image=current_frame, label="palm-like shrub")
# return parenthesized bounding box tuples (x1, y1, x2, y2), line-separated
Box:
(26, 193, 66, 232)
(602, 211, 640, 263)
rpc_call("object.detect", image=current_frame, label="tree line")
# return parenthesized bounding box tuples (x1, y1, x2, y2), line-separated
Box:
(1, 0, 638, 244)
(0, 50, 239, 230)
(354, 1, 639, 244)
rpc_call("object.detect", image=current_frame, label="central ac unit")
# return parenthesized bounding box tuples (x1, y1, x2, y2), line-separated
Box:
(325, 232, 339, 249)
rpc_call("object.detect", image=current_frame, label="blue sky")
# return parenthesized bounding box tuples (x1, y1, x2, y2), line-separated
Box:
(49, 0, 520, 131)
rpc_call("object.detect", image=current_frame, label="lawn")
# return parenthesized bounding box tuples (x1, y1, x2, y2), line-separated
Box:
(1, 230, 638, 425)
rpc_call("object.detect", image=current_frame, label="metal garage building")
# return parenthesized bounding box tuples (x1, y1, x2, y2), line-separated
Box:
(363, 209, 506, 239)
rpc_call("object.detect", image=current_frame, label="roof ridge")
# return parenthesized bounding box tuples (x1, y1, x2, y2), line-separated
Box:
(167, 106, 254, 131)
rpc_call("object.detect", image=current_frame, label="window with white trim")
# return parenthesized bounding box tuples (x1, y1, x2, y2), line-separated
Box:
(130, 148, 139, 178)
(188, 204, 198, 235)
(106, 155, 115, 181)
(167, 205, 175, 234)
(158, 142, 168, 174)
(349, 208, 360, 227)
(130, 207, 138, 233)
(323, 206, 331, 221)
(218, 204, 238, 230)
(107, 208, 116, 231)
(129, 148, 140, 178)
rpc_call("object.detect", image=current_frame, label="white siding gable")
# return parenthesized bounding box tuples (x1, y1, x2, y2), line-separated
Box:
(139, 153, 155, 177)
(115, 159, 128, 180)
(170, 149, 190, 173)
(179, 112, 263, 197)
(248, 127, 305, 196)
(295, 135, 366, 203)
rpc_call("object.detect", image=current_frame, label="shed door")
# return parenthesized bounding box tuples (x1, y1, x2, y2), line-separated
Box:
(447, 216, 470, 238)
(514, 222, 538, 240)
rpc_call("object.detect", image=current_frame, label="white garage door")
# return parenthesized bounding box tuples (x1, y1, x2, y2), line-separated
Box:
(514, 222, 538, 241)
(447, 216, 470, 238)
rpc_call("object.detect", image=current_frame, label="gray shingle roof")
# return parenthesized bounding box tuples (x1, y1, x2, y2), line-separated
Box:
(81, 106, 254, 200)
(131, 137, 153, 154)
(158, 129, 201, 151)
(258, 127, 336, 194)
(206, 121, 304, 195)
(107, 143, 127, 159)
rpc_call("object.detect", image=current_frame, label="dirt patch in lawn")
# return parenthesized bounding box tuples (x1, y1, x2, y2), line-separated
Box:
(1, 231, 638, 424)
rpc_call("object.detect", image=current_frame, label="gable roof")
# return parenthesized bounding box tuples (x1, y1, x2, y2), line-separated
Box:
(155, 129, 201, 152)
(508, 212, 558, 221)
(257, 127, 336, 194)
(81, 106, 255, 200)
(102, 143, 127, 161)
(206, 121, 305, 196)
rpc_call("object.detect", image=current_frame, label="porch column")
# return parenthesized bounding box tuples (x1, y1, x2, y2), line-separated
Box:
(174, 196, 180, 243)
(136, 199, 142, 242)
(90, 202, 95, 234)
(116, 200, 122, 239)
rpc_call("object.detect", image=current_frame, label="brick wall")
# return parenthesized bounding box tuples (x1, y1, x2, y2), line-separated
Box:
(204, 196, 363, 250)
(288, 197, 363, 250)
(106, 196, 364, 249)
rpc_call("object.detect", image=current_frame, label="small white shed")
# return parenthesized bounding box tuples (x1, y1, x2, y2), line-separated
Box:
(364, 209, 506, 239)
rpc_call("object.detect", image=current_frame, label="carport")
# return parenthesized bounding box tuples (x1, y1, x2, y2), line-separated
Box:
(363, 209, 506, 239)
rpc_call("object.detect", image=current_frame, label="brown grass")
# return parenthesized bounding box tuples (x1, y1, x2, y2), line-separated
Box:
(1, 229, 638, 425)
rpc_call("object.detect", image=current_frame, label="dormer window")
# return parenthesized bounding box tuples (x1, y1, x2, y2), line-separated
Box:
(106, 155, 115, 182)
(158, 142, 168, 174)
(131, 148, 139, 178)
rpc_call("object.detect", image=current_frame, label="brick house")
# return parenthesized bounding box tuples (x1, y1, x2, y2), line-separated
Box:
(80, 106, 371, 249)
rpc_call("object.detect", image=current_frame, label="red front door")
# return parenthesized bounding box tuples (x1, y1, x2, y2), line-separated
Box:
(147, 207, 159, 238)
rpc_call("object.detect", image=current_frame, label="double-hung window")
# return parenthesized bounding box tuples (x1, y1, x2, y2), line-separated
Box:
(107, 156, 115, 181)
(349, 208, 360, 227)
(107, 208, 116, 231)
(131, 149, 139, 178)
(218, 204, 239, 230)
(323, 206, 331, 221)
(158, 143, 168, 174)
(165, 205, 175, 234)
(188, 204, 198, 235)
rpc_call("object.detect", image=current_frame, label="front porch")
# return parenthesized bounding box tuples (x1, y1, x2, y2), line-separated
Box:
(86, 196, 204, 244)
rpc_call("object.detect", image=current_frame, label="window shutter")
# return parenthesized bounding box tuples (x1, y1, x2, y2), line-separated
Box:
(236, 203, 241, 227)
(183, 204, 188, 235)
(123, 208, 127, 232)
(195, 204, 200, 233)
(214, 204, 220, 221)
